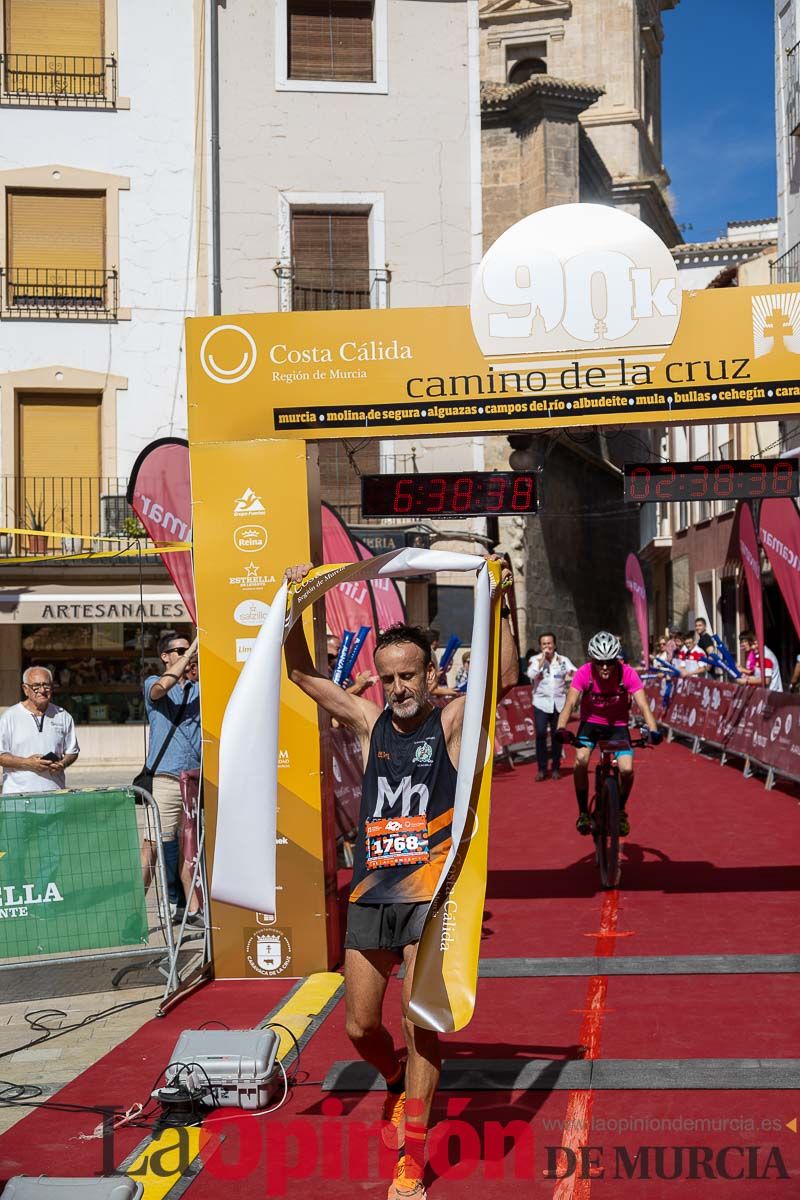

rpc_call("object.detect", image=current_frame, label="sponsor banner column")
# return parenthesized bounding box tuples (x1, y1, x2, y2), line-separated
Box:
(191, 438, 332, 978)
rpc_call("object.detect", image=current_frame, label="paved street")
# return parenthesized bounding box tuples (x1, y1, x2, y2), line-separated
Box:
(67, 763, 142, 791)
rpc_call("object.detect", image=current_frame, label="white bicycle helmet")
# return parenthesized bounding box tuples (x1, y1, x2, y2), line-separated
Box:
(588, 631, 621, 662)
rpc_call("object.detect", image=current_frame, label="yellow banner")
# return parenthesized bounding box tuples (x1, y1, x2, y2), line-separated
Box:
(190, 438, 332, 979)
(186, 284, 800, 445)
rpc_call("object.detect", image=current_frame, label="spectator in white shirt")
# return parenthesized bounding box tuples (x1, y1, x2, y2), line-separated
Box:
(0, 667, 80, 794)
(675, 633, 709, 677)
(527, 633, 577, 781)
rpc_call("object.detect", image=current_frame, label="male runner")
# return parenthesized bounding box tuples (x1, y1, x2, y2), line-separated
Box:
(555, 631, 661, 838)
(284, 558, 518, 1199)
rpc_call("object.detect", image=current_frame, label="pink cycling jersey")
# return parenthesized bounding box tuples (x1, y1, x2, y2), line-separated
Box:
(572, 661, 644, 726)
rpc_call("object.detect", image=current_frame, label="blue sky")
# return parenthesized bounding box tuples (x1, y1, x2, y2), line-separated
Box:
(662, 0, 776, 243)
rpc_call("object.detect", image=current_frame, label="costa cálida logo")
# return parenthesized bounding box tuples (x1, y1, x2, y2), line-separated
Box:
(200, 324, 258, 385)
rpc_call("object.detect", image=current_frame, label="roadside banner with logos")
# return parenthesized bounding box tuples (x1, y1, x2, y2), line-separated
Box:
(127, 438, 197, 622)
(330, 726, 363, 834)
(625, 552, 650, 668)
(0, 789, 147, 958)
(738, 502, 765, 666)
(642, 675, 800, 780)
(213, 548, 502, 1032)
(759, 497, 800, 640)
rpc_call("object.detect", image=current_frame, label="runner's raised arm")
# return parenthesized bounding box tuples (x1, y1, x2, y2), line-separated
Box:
(283, 562, 381, 747)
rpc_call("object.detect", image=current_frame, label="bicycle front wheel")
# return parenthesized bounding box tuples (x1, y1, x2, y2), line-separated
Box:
(596, 774, 621, 889)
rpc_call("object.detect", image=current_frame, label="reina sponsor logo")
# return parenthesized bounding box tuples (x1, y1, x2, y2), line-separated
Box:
(234, 599, 270, 626)
(229, 561, 275, 590)
(233, 524, 268, 552)
(233, 487, 266, 516)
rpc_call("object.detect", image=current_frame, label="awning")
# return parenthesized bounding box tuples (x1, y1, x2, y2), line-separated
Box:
(0, 584, 188, 624)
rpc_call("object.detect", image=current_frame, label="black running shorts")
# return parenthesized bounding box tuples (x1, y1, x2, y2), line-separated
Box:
(344, 901, 428, 956)
(576, 721, 633, 756)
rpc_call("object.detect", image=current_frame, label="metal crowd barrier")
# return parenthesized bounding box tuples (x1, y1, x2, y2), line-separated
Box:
(644, 675, 800, 792)
(494, 685, 538, 766)
(0, 785, 209, 1005)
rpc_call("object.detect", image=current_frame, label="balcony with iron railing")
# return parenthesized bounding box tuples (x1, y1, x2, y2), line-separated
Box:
(275, 263, 391, 311)
(1, 53, 117, 107)
(0, 477, 159, 562)
(770, 241, 800, 285)
(0, 267, 118, 320)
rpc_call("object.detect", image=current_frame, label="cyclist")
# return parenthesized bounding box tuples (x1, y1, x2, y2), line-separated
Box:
(555, 631, 661, 837)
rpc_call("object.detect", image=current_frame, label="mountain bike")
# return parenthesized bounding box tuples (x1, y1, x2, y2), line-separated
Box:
(562, 728, 653, 889)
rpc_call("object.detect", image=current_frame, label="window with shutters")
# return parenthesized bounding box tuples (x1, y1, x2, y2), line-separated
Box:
(291, 210, 372, 310)
(3, 188, 118, 319)
(288, 0, 373, 82)
(277, 0, 387, 93)
(1, 0, 118, 108)
(18, 391, 102, 541)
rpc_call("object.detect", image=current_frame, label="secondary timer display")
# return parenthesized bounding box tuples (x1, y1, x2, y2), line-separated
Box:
(361, 471, 538, 518)
(623, 460, 799, 503)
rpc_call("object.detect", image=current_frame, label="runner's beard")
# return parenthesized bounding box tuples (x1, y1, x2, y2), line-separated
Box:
(388, 687, 430, 720)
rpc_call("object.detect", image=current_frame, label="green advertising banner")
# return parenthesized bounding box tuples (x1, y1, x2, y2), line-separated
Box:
(0, 788, 148, 958)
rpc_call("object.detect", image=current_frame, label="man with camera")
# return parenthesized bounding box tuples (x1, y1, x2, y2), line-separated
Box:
(0, 666, 80, 794)
(140, 633, 202, 920)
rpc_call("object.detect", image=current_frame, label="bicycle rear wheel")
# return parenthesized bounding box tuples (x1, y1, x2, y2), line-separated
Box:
(595, 775, 621, 888)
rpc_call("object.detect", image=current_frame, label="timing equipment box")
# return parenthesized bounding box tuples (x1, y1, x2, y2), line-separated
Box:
(3, 1180, 142, 1200)
(165, 1028, 281, 1109)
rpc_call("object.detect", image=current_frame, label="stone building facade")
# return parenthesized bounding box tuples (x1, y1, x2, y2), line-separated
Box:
(476, 0, 681, 662)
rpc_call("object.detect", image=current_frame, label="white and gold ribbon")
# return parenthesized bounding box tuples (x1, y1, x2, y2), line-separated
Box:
(213, 547, 502, 1032)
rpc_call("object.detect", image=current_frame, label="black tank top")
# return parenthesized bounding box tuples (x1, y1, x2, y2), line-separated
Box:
(350, 706, 457, 905)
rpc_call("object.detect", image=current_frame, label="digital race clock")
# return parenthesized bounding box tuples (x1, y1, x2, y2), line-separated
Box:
(361, 471, 538, 518)
(623, 460, 799, 503)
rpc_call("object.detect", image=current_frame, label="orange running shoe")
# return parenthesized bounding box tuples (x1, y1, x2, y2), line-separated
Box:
(381, 1088, 406, 1148)
(387, 1155, 427, 1199)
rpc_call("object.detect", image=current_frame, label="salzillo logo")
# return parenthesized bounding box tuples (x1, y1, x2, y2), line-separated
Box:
(234, 599, 270, 626)
(200, 324, 257, 385)
(471, 203, 681, 357)
(233, 487, 266, 516)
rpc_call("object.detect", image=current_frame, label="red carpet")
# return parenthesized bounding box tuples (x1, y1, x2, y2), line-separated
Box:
(0, 740, 798, 1197)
